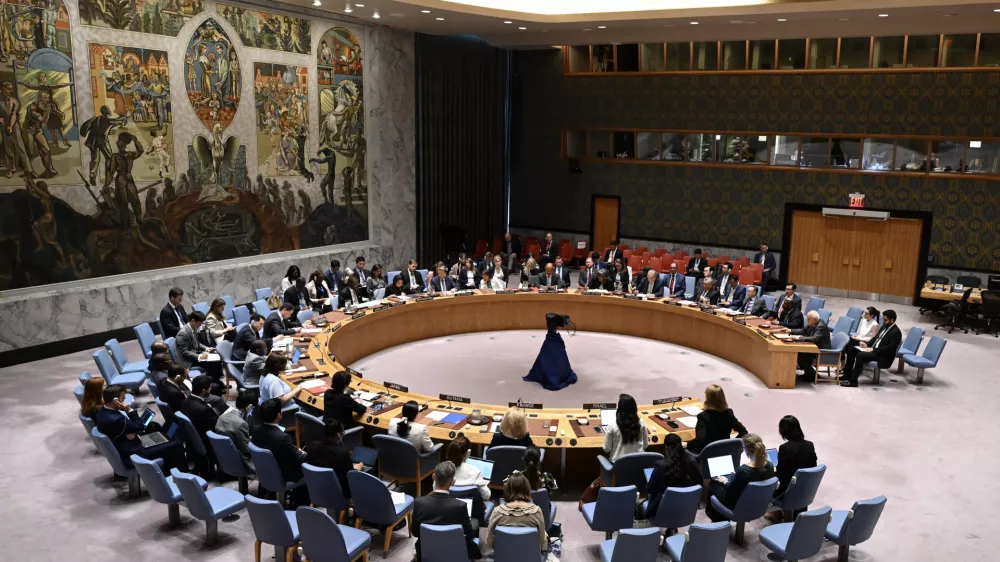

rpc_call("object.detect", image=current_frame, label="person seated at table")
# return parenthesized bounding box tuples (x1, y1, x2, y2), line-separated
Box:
(853, 306, 881, 343)
(401, 260, 425, 294)
(80, 376, 107, 421)
(175, 311, 223, 390)
(413, 461, 483, 561)
(686, 384, 748, 454)
(645, 433, 702, 518)
(264, 304, 302, 339)
(603, 393, 649, 462)
(447, 435, 491, 524)
(280, 265, 301, 294)
(766, 284, 802, 318)
(233, 314, 269, 361)
(158, 364, 190, 414)
(695, 277, 720, 306)
(306, 270, 334, 313)
(552, 256, 572, 287)
(774, 298, 804, 330)
(536, 263, 565, 289)
(579, 256, 598, 288)
(587, 268, 615, 291)
(487, 254, 508, 281)
(634, 268, 664, 297)
(252, 398, 310, 507)
(431, 265, 457, 293)
(841, 309, 902, 388)
(479, 269, 505, 291)
(715, 262, 734, 287)
(662, 262, 686, 298)
(611, 258, 631, 292)
(306, 419, 364, 499)
(388, 400, 434, 452)
(721, 276, 746, 310)
(765, 415, 817, 522)
(738, 285, 769, 316)
(323, 371, 366, 429)
(790, 310, 831, 379)
(214, 389, 256, 473)
(147, 352, 172, 387)
(486, 472, 548, 553)
(523, 255, 540, 279)
(386, 274, 407, 297)
(695, 266, 714, 294)
(479, 251, 494, 274)
(367, 264, 387, 296)
(324, 260, 343, 294)
(456, 258, 479, 290)
(204, 298, 235, 346)
(490, 407, 534, 448)
(686, 248, 708, 276)
(706, 434, 775, 522)
(352, 256, 372, 299)
(96, 383, 187, 471)
(339, 275, 365, 309)
(241, 340, 268, 387)
(283, 277, 312, 316)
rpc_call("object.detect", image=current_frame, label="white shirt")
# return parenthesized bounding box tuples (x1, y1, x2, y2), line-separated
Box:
(465, 271, 475, 287)
(454, 461, 491, 501)
(280, 277, 295, 293)
(480, 277, 505, 290)
(387, 418, 434, 452)
(408, 271, 417, 286)
(856, 317, 879, 341)
(170, 302, 184, 326)
(602, 419, 649, 462)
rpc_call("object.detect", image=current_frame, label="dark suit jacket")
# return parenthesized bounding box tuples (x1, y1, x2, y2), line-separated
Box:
(502, 237, 522, 258)
(159, 304, 187, 339)
(541, 240, 558, 260)
(96, 407, 145, 465)
(866, 323, 903, 367)
(636, 276, 665, 296)
(401, 269, 425, 294)
(686, 257, 708, 275)
(587, 277, 615, 291)
(613, 269, 631, 291)
(578, 267, 598, 288)
(486, 265, 508, 282)
(339, 285, 363, 308)
(777, 307, 804, 330)
(352, 267, 370, 287)
(430, 276, 457, 292)
(307, 440, 355, 498)
(645, 455, 702, 518)
(724, 284, 747, 310)
(324, 391, 367, 429)
(412, 492, 482, 561)
(251, 423, 306, 483)
(158, 379, 186, 417)
(662, 273, 686, 298)
(686, 409, 749, 453)
(537, 273, 565, 289)
(738, 296, 769, 316)
(552, 266, 572, 287)
(385, 283, 406, 297)
(604, 247, 623, 264)
(263, 311, 297, 338)
(282, 286, 311, 312)
(775, 293, 802, 313)
(232, 324, 269, 362)
(792, 320, 832, 350)
(324, 269, 344, 293)
(753, 251, 777, 273)
(694, 286, 720, 306)
(181, 395, 220, 441)
(457, 267, 481, 290)
(776, 439, 817, 496)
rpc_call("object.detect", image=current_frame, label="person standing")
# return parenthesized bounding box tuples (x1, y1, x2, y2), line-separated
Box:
(0, 81, 33, 178)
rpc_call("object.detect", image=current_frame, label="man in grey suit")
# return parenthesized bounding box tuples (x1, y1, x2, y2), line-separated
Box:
(790, 310, 832, 380)
(214, 389, 256, 473)
(175, 311, 224, 390)
(242, 340, 268, 386)
(738, 286, 769, 316)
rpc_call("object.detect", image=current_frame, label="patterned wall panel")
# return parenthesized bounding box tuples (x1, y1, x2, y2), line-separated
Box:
(510, 49, 1000, 272)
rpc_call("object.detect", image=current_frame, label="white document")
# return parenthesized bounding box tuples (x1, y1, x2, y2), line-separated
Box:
(425, 411, 449, 422)
(285, 366, 308, 373)
(358, 300, 382, 309)
(680, 405, 703, 416)
(675, 300, 697, 306)
(489, 422, 500, 433)
(391, 491, 407, 505)
(299, 379, 327, 390)
(356, 392, 380, 401)
(202, 353, 221, 362)
(324, 297, 332, 306)
(600, 410, 616, 427)
(301, 328, 322, 334)
(707, 455, 736, 478)
(398, 295, 412, 301)
(459, 498, 473, 517)
(677, 416, 699, 428)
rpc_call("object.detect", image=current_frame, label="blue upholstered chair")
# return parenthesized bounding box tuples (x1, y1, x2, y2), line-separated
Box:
(494, 526, 545, 562)
(245, 495, 301, 562)
(170, 468, 246, 545)
(901, 335, 947, 384)
(690, 438, 744, 479)
(708, 476, 779, 545)
(449, 485, 495, 526)
(598, 452, 662, 491)
(417, 269, 428, 290)
(106, 338, 150, 374)
(485, 445, 532, 489)
(599, 527, 660, 562)
(164, 337, 177, 362)
(91, 427, 140, 498)
(93, 348, 146, 393)
(824, 496, 887, 562)
(303, 463, 350, 522)
(762, 294, 776, 312)
(295, 411, 326, 449)
(173, 411, 211, 475)
(373, 434, 442, 496)
(206, 431, 253, 495)
(387, 271, 401, 286)
(221, 295, 236, 320)
(582, 485, 638, 539)
(146, 378, 160, 400)
(297, 505, 372, 562)
(155, 398, 176, 426)
(130, 455, 208, 526)
(215, 338, 246, 397)
(420, 523, 480, 562)
(248, 442, 305, 507)
(192, 301, 210, 315)
(646, 485, 702, 540)
(684, 276, 696, 299)
(804, 296, 826, 315)
(253, 299, 272, 317)
(772, 465, 826, 520)
(233, 305, 251, 326)
(255, 287, 273, 301)
(133, 323, 157, 359)
(894, 327, 925, 372)
(816, 332, 849, 383)
(760, 506, 832, 561)
(297, 309, 314, 324)
(816, 308, 832, 325)
(348, 470, 414, 557)
(156, 318, 166, 339)
(845, 307, 864, 334)
(664, 521, 731, 562)
(78, 414, 97, 448)
(531, 488, 556, 533)
(831, 316, 854, 336)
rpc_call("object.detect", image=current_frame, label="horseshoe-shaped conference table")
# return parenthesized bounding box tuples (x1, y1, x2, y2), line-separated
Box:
(280, 290, 817, 486)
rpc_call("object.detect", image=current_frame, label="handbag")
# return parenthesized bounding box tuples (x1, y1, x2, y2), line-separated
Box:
(577, 477, 603, 511)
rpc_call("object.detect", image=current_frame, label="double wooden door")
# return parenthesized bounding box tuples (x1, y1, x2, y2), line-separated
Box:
(788, 210, 923, 298)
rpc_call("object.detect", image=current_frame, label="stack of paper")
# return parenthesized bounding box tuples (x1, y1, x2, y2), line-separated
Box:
(680, 405, 703, 416)
(425, 411, 449, 422)
(356, 392, 380, 401)
(285, 366, 308, 373)
(390, 491, 407, 505)
(677, 416, 698, 428)
(299, 379, 327, 390)
(203, 353, 221, 362)
(301, 328, 322, 334)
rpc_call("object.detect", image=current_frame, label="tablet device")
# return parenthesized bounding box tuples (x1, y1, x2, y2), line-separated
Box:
(291, 348, 301, 364)
(766, 448, 778, 467)
(351, 445, 379, 469)
(707, 455, 736, 479)
(465, 457, 494, 480)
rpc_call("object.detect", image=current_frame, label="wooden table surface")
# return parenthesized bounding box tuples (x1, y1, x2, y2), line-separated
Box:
(921, 285, 983, 304)
(280, 290, 817, 453)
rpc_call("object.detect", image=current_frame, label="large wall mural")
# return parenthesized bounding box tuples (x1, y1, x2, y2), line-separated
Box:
(0, 4, 370, 291)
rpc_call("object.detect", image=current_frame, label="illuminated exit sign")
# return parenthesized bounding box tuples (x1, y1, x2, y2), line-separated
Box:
(849, 193, 866, 209)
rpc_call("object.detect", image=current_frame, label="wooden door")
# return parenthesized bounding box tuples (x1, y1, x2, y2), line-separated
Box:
(878, 218, 923, 297)
(592, 196, 620, 249)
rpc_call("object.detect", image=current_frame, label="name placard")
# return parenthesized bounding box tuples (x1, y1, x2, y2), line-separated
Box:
(350, 311, 367, 320)
(384, 381, 409, 392)
(440, 393, 471, 404)
(454, 291, 476, 297)
(509, 401, 544, 409)
(497, 289, 517, 294)
(653, 396, 685, 405)
(756, 329, 771, 339)
(330, 322, 342, 332)
(346, 367, 363, 379)
(583, 402, 617, 410)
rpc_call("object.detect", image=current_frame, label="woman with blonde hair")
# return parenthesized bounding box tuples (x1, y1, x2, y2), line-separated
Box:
(686, 384, 748, 454)
(706, 433, 775, 522)
(486, 472, 548, 553)
(489, 407, 533, 448)
(80, 377, 107, 420)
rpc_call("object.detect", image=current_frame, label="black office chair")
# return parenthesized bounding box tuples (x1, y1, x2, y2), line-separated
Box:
(919, 275, 951, 316)
(976, 290, 1000, 338)
(956, 275, 982, 288)
(936, 287, 972, 334)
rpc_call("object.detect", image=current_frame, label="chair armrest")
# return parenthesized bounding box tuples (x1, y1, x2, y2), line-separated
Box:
(597, 455, 613, 485)
(419, 443, 444, 460)
(709, 495, 731, 518)
(343, 426, 363, 438)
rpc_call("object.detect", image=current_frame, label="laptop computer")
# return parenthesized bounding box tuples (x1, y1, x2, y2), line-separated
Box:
(351, 445, 379, 472)
(139, 421, 178, 448)
(465, 457, 494, 480)
(600, 409, 616, 427)
(707, 455, 736, 479)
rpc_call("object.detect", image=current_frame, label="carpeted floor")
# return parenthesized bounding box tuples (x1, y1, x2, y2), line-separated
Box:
(2, 291, 997, 561)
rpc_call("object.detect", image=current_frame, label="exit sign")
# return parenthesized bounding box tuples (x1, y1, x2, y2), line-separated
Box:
(848, 193, 866, 208)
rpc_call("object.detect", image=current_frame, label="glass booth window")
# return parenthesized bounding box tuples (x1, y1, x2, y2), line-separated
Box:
(839, 37, 870, 68)
(642, 43, 665, 71)
(749, 40, 776, 69)
(720, 135, 767, 163)
(977, 34, 1000, 67)
(687, 133, 713, 162)
(808, 38, 838, 69)
(965, 141, 1000, 174)
(593, 45, 615, 72)
(941, 35, 976, 67)
(929, 140, 964, 173)
(771, 136, 799, 166)
(613, 131, 636, 159)
(906, 35, 940, 67)
(800, 137, 830, 167)
(616, 44, 640, 72)
(693, 41, 718, 70)
(862, 139, 893, 171)
(894, 139, 929, 171)
(721, 41, 746, 70)
(830, 138, 862, 169)
(568, 46, 591, 73)
(589, 131, 612, 158)
(564, 130, 587, 159)
(659, 133, 688, 161)
(666, 42, 691, 70)
(637, 132, 660, 160)
(873, 36, 905, 68)
(778, 39, 807, 69)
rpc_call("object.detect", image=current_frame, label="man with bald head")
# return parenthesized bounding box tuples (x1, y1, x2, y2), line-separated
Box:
(539, 263, 564, 289)
(790, 310, 832, 379)
(695, 277, 720, 306)
(634, 268, 664, 297)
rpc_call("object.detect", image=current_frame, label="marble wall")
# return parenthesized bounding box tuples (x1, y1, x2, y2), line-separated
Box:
(0, 11, 415, 353)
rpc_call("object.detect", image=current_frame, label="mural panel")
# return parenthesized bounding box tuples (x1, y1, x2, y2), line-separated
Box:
(316, 26, 366, 235)
(253, 62, 307, 178)
(184, 18, 240, 132)
(87, 44, 172, 183)
(218, 3, 310, 54)
(78, 0, 206, 37)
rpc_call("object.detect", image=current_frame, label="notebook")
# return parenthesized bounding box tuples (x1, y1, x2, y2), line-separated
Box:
(465, 457, 494, 480)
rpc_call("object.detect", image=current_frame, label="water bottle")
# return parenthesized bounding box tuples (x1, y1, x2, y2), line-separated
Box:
(615, 280, 622, 294)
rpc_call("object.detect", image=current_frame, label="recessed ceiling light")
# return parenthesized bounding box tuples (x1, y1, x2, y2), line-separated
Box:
(878, 14, 889, 17)
(598, 25, 606, 29)
(312, 0, 320, 5)
(344, 7, 352, 13)
(503, 20, 512, 24)
(372, 10, 380, 19)
(583, 28, 592, 31)
(542, 29, 548, 32)
(690, 21, 699, 25)
(436, 17, 444, 21)
(838, 18, 849, 21)
(777, 18, 786, 22)
(421, 10, 431, 13)
(355, 3, 364, 6)
(518, 26, 526, 30)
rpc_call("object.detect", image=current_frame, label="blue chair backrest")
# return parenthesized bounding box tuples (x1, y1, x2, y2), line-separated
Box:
(784, 506, 833, 560)
(531, 488, 555, 531)
(609, 452, 662, 489)
(762, 294, 776, 312)
(494, 526, 539, 562)
(845, 307, 864, 333)
(255, 288, 273, 301)
(782, 464, 827, 511)
(156, 318, 166, 339)
(303, 463, 349, 513)
(732, 477, 779, 521)
(192, 302, 209, 315)
(296, 411, 326, 448)
(92, 349, 118, 383)
(684, 276, 696, 298)
(74, 384, 85, 404)
(697, 438, 744, 479)
(165, 337, 178, 362)
(593, 485, 638, 529)
(832, 316, 854, 336)
(684, 521, 732, 561)
(922, 335, 947, 363)
(899, 327, 924, 354)
(373, 434, 421, 478)
(131, 455, 177, 504)
(485, 445, 528, 487)
(387, 271, 401, 286)
(420, 524, 471, 562)
(844, 496, 888, 545)
(417, 269, 429, 285)
(253, 299, 272, 317)
(133, 323, 156, 359)
(91, 427, 131, 476)
(296, 506, 352, 562)
(216, 339, 234, 363)
(147, 379, 160, 400)
(651, 485, 701, 529)
(817, 308, 832, 325)
(155, 398, 175, 425)
(79, 413, 96, 440)
(347, 470, 396, 524)
(608, 527, 660, 562)
(170, 469, 213, 519)
(827, 332, 850, 353)
(246, 495, 297, 546)
(248, 442, 287, 491)
(805, 296, 826, 315)
(297, 309, 314, 324)
(80, 371, 94, 383)
(233, 305, 251, 326)
(206, 431, 251, 478)
(173, 411, 207, 457)
(222, 295, 236, 316)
